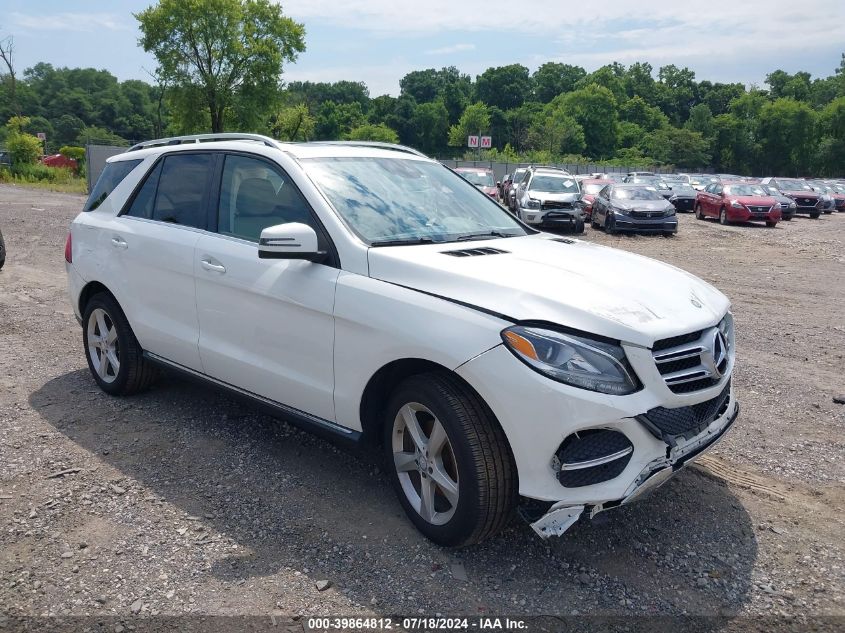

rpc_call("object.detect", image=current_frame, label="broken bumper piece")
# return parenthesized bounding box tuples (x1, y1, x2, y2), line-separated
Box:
(530, 399, 740, 539)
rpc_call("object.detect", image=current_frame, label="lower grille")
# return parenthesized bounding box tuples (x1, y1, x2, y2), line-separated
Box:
(747, 205, 771, 214)
(639, 380, 732, 441)
(555, 429, 633, 488)
(542, 201, 573, 210)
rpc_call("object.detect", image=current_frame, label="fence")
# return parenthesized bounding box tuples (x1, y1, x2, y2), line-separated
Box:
(436, 159, 671, 184)
(85, 145, 129, 192)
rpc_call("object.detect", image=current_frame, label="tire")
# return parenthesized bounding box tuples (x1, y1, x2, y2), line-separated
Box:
(766, 220, 777, 228)
(810, 211, 821, 219)
(695, 203, 704, 220)
(605, 213, 617, 235)
(783, 214, 792, 221)
(573, 219, 585, 234)
(663, 231, 676, 237)
(0, 257, 4, 270)
(719, 207, 728, 225)
(82, 292, 158, 396)
(383, 372, 517, 547)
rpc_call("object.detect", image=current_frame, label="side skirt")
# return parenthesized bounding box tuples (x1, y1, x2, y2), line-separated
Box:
(143, 352, 362, 449)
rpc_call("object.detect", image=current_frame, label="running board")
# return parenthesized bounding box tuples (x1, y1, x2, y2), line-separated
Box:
(142, 352, 362, 448)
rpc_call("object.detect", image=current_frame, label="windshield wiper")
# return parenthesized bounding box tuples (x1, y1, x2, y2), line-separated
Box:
(454, 231, 515, 242)
(370, 236, 440, 247)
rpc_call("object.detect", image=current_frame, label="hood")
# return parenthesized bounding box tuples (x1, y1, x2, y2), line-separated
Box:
(614, 199, 671, 212)
(476, 185, 498, 197)
(782, 190, 818, 199)
(529, 191, 580, 203)
(730, 196, 777, 206)
(367, 234, 729, 347)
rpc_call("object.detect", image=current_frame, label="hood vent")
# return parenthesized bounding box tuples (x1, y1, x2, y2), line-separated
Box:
(550, 238, 575, 245)
(442, 247, 509, 257)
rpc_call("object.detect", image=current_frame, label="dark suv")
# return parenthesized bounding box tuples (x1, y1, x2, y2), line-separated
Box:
(760, 177, 821, 218)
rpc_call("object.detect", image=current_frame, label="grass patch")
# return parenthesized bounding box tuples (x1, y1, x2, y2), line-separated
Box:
(0, 164, 87, 194)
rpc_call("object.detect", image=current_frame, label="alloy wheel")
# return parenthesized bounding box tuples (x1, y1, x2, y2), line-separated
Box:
(391, 402, 459, 526)
(86, 308, 120, 384)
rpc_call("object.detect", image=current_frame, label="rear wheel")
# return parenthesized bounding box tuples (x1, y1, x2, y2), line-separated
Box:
(384, 373, 517, 546)
(82, 293, 158, 396)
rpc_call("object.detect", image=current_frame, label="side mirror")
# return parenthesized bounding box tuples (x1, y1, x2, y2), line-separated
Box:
(258, 223, 326, 263)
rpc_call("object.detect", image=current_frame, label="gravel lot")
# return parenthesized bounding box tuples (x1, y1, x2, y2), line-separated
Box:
(0, 184, 843, 627)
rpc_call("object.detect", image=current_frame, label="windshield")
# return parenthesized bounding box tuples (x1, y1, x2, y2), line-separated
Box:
(612, 187, 664, 201)
(529, 175, 579, 193)
(631, 176, 668, 188)
(778, 179, 812, 191)
(691, 176, 717, 185)
(456, 170, 494, 187)
(663, 175, 689, 184)
(583, 183, 606, 194)
(725, 185, 766, 196)
(301, 157, 527, 244)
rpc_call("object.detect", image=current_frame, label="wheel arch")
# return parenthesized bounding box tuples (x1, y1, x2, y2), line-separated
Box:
(358, 358, 510, 454)
(78, 280, 118, 316)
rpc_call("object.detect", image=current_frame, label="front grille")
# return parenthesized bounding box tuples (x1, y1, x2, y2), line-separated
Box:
(541, 201, 573, 210)
(672, 198, 695, 211)
(555, 429, 633, 488)
(651, 317, 733, 394)
(630, 210, 664, 218)
(796, 197, 818, 207)
(747, 205, 771, 214)
(639, 380, 732, 441)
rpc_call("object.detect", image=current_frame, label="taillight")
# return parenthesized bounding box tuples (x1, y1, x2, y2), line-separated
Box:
(64, 232, 72, 263)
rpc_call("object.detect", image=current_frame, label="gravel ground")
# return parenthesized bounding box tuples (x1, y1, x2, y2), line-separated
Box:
(0, 184, 843, 626)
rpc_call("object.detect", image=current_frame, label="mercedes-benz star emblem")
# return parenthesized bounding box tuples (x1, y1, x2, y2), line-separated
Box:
(703, 329, 729, 378)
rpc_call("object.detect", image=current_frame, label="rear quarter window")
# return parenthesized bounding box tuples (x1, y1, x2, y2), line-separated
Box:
(84, 159, 143, 211)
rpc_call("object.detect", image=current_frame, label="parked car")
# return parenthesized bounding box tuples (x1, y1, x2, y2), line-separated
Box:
(759, 178, 821, 218)
(454, 167, 498, 200)
(663, 174, 691, 186)
(0, 227, 5, 269)
(809, 181, 844, 213)
(622, 175, 673, 199)
(695, 182, 782, 227)
(577, 178, 613, 220)
(42, 154, 79, 172)
(505, 168, 527, 212)
(689, 174, 720, 191)
(667, 183, 698, 212)
(0, 150, 11, 169)
(591, 183, 678, 235)
(759, 185, 797, 220)
(513, 167, 585, 232)
(66, 134, 738, 546)
(825, 182, 845, 210)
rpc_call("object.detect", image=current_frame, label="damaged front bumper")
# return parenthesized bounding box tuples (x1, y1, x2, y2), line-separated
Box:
(529, 399, 740, 538)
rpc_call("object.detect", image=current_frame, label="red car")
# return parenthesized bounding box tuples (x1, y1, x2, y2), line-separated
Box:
(695, 182, 782, 227)
(577, 178, 613, 220)
(41, 154, 79, 172)
(453, 167, 498, 200)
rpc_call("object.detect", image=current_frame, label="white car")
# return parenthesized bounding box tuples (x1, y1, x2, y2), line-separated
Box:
(65, 134, 739, 546)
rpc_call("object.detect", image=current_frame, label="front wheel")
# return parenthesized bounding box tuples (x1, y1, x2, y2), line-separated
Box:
(82, 293, 158, 396)
(810, 211, 821, 219)
(384, 373, 516, 546)
(766, 220, 777, 228)
(695, 203, 704, 220)
(605, 213, 618, 235)
(573, 219, 585, 234)
(719, 207, 729, 225)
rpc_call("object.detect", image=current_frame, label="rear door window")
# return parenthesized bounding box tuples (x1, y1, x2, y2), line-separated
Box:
(84, 159, 143, 211)
(152, 154, 213, 229)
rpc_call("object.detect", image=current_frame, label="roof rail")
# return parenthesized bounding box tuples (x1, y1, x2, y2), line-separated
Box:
(527, 164, 572, 174)
(127, 133, 282, 152)
(304, 141, 429, 158)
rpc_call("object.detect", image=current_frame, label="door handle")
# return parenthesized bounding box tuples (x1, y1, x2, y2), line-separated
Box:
(111, 236, 128, 249)
(201, 259, 226, 273)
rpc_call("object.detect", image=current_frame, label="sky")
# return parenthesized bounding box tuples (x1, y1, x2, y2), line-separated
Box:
(3, 0, 845, 96)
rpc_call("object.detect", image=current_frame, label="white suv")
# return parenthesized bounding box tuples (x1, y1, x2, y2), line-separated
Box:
(66, 134, 738, 546)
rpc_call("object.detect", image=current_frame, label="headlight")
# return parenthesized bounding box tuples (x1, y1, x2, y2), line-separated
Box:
(665, 206, 676, 216)
(730, 200, 743, 209)
(525, 198, 541, 210)
(501, 325, 641, 395)
(789, 202, 797, 209)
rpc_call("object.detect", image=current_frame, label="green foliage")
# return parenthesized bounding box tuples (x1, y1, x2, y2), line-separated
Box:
(532, 63, 586, 103)
(59, 145, 85, 161)
(558, 84, 619, 158)
(136, 0, 306, 132)
(758, 98, 817, 174)
(345, 124, 400, 144)
(475, 65, 533, 111)
(527, 104, 585, 155)
(76, 126, 128, 147)
(448, 102, 490, 147)
(4, 117, 43, 165)
(619, 96, 669, 132)
(411, 100, 450, 155)
(315, 101, 365, 140)
(640, 127, 711, 168)
(271, 104, 315, 141)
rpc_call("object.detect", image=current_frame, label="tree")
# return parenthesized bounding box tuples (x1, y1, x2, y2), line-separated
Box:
(448, 102, 490, 147)
(0, 34, 18, 116)
(758, 98, 817, 175)
(411, 100, 449, 155)
(577, 64, 626, 104)
(558, 84, 619, 158)
(475, 65, 533, 111)
(619, 96, 668, 132)
(657, 64, 698, 125)
(314, 101, 365, 140)
(532, 62, 586, 103)
(640, 127, 711, 168)
(345, 124, 399, 143)
(4, 116, 42, 165)
(271, 103, 314, 141)
(685, 103, 715, 139)
(624, 62, 658, 104)
(527, 105, 585, 155)
(136, 0, 305, 132)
